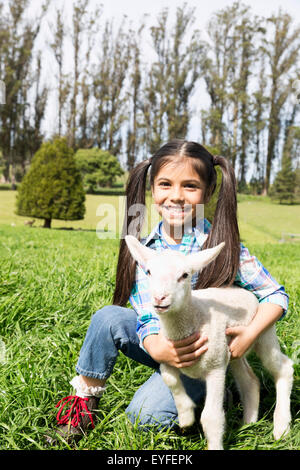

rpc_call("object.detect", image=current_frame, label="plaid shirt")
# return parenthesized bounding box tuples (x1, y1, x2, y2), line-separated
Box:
(128, 219, 289, 350)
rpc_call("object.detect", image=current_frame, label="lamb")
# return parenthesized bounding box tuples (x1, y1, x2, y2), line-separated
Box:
(125, 235, 294, 450)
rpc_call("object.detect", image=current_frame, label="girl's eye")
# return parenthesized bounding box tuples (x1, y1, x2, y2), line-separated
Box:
(158, 182, 198, 189)
(178, 272, 189, 281)
(146, 269, 151, 276)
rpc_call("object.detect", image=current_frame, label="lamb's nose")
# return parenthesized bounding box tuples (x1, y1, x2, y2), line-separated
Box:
(154, 295, 166, 305)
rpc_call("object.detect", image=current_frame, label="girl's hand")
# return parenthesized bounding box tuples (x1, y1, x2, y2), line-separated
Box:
(144, 331, 208, 368)
(226, 325, 257, 359)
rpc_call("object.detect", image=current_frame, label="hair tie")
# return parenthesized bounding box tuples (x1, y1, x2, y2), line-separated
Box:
(212, 155, 218, 166)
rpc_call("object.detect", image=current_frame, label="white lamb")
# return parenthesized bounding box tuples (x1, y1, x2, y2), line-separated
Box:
(125, 235, 294, 450)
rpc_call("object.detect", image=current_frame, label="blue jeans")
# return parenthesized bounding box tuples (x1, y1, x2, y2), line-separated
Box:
(76, 305, 206, 430)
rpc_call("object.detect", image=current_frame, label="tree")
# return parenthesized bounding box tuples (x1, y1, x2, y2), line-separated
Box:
(251, 51, 269, 183)
(262, 11, 300, 194)
(16, 138, 85, 228)
(140, 4, 203, 155)
(270, 153, 296, 204)
(74, 148, 124, 192)
(63, 0, 90, 149)
(165, 4, 203, 140)
(92, 19, 130, 156)
(294, 163, 300, 202)
(0, 0, 49, 185)
(201, 2, 241, 153)
(49, 5, 70, 137)
(126, 23, 144, 171)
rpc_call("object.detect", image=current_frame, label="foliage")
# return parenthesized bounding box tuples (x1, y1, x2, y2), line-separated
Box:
(140, 4, 203, 154)
(0, 0, 48, 183)
(269, 155, 296, 204)
(74, 148, 124, 192)
(0, 150, 4, 176)
(92, 19, 130, 156)
(1, 0, 300, 192)
(294, 166, 300, 203)
(15, 138, 85, 228)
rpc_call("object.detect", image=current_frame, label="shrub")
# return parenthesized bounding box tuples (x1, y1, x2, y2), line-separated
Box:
(16, 138, 85, 228)
(74, 148, 124, 193)
(270, 155, 296, 204)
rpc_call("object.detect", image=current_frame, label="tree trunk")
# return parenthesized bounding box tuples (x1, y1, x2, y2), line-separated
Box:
(43, 218, 52, 228)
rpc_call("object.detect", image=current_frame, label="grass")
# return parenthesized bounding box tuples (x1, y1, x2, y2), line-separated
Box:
(0, 191, 299, 450)
(2, 189, 300, 243)
(237, 196, 300, 245)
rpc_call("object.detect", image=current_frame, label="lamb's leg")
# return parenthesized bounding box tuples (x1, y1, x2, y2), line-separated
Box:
(160, 364, 196, 428)
(254, 325, 294, 440)
(201, 368, 226, 450)
(230, 357, 260, 424)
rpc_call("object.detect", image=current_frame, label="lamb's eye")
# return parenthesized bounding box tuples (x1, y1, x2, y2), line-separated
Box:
(179, 272, 189, 281)
(146, 269, 151, 276)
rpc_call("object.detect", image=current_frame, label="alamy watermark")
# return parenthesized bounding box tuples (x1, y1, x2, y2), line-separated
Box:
(0, 80, 5, 105)
(95, 197, 205, 240)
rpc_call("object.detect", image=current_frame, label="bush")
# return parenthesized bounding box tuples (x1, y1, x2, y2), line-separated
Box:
(16, 138, 85, 228)
(74, 148, 124, 193)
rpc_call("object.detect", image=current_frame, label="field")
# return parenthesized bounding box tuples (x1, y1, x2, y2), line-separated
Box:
(0, 190, 299, 450)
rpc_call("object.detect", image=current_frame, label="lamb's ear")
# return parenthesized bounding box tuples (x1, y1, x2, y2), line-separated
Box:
(125, 235, 155, 266)
(186, 242, 225, 273)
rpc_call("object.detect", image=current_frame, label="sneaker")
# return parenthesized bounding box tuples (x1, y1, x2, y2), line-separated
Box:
(45, 395, 99, 445)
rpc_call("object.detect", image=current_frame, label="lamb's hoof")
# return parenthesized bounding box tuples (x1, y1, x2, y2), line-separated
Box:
(273, 409, 291, 440)
(273, 423, 290, 440)
(207, 444, 223, 450)
(178, 409, 195, 429)
(242, 412, 258, 425)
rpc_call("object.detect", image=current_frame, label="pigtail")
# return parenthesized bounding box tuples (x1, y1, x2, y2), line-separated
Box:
(113, 159, 152, 306)
(196, 155, 240, 289)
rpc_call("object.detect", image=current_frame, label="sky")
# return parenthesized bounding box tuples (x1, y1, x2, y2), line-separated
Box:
(38, 0, 300, 38)
(78, 0, 300, 27)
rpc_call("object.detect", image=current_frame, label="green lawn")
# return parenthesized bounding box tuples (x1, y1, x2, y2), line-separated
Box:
(1, 190, 300, 244)
(237, 195, 300, 245)
(0, 191, 299, 450)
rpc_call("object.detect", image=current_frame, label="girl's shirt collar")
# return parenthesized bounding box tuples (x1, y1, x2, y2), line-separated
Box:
(141, 218, 211, 252)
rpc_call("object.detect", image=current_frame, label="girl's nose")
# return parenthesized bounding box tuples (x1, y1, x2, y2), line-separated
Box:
(170, 186, 184, 202)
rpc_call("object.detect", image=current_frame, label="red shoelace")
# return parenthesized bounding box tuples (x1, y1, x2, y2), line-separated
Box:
(56, 396, 95, 429)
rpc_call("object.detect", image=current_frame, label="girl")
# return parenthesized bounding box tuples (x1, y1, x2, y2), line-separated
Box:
(47, 140, 289, 444)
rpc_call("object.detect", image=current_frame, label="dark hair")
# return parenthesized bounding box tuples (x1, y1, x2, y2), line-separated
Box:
(113, 139, 240, 305)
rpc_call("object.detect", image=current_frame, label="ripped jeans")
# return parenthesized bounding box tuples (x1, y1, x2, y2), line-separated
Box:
(75, 305, 206, 429)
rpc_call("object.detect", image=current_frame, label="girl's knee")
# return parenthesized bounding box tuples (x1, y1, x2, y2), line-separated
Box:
(89, 305, 137, 344)
(125, 371, 178, 430)
(125, 402, 178, 430)
(93, 305, 134, 323)
(91, 305, 124, 327)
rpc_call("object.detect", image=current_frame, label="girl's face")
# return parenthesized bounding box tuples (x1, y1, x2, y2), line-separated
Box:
(151, 158, 207, 229)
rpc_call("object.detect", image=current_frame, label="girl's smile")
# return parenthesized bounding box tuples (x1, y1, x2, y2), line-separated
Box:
(151, 158, 206, 243)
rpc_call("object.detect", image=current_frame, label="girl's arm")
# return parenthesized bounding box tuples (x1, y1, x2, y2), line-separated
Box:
(144, 330, 208, 368)
(235, 244, 289, 316)
(228, 243, 289, 358)
(226, 303, 283, 359)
